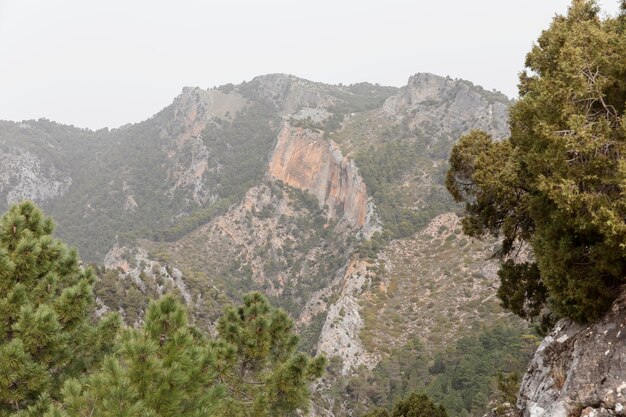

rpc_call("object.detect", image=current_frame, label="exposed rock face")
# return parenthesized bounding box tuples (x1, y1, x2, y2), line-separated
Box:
(483, 403, 517, 417)
(0, 148, 71, 205)
(165, 87, 248, 204)
(518, 290, 626, 417)
(316, 258, 381, 374)
(383, 73, 510, 140)
(243, 74, 338, 114)
(268, 125, 368, 228)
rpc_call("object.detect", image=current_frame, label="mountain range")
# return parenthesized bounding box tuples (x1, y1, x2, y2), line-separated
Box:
(0, 73, 535, 416)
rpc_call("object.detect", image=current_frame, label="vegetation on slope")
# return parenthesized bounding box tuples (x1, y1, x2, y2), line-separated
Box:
(145, 100, 281, 243)
(358, 214, 519, 357)
(0, 90, 282, 262)
(316, 324, 533, 417)
(330, 76, 509, 259)
(94, 182, 351, 339)
(354, 138, 455, 240)
(0, 202, 325, 417)
(363, 392, 448, 417)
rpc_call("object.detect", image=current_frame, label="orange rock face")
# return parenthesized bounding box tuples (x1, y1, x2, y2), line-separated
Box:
(268, 125, 368, 228)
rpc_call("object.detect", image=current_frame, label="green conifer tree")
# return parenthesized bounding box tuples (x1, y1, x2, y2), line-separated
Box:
(0, 201, 120, 416)
(49, 292, 324, 417)
(446, 0, 626, 323)
(391, 393, 448, 417)
(212, 292, 326, 417)
(362, 393, 448, 417)
(47, 295, 223, 417)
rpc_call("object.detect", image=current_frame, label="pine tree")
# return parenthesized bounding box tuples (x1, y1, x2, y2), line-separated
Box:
(212, 292, 326, 417)
(49, 292, 325, 417)
(48, 295, 223, 417)
(390, 393, 448, 417)
(362, 393, 448, 417)
(0, 201, 120, 415)
(446, 0, 626, 323)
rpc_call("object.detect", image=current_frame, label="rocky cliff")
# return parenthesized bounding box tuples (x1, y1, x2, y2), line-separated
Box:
(165, 87, 249, 204)
(518, 289, 626, 417)
(268, 125, 369, 229)
(239, 74, 341, 115)
(383, 73, 509, 140)
(0, 146, 71, 206)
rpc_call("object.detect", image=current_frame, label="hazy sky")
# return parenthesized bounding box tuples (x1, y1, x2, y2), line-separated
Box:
(0, 1, 621, 129)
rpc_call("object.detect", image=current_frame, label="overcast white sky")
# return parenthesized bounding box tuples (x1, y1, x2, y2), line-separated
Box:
(0, 1, 621, 129)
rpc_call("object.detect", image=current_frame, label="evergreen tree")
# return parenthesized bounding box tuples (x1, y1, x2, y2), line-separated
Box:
(212, 292, 326, 417)
(49, 292, 324, 417)
(47, 295, 223, 417)
(446, 0, 626, 323)
(391, 393, 448, 417)
(0, 201, 120, 416)
(362, 393, 448, 417)
(362, 409, 390, 417)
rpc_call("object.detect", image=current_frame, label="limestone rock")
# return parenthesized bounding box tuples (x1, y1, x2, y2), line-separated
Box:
(316, 258, 380, 373)
(483, 403, 518, 417)
(518, 290, 626, 417)
(268, 124, 369, 228)
(242, 74, 338, 115)
(0, 148, 71, 206)
(383, 72, 510, 140)
(165, 86, 248, 204)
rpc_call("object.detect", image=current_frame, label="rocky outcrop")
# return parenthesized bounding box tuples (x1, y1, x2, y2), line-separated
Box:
(268, 125, 369, 228)
(518, 289, 626, 417)
(104, 244, 192, 305)
(165, 87, 248, 204)
(242, 74, 338, 115)
(383, 73, 510, 140)
(0, 148, 71, 206)
(316, 258, 381, 374)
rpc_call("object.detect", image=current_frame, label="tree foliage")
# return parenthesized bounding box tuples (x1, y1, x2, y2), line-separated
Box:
(341, 325, 534, 417)
(46, 293, 324, 417)
(0, 201, 120, 415)
(362, 393, 448, 417)
(46, 296, 223, 417)
(446, 0, 626, 322)
(211, 292, 326, 417)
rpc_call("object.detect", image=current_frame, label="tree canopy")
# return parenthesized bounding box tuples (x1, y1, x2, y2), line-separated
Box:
(362, 393, 448, 417)
(446, 0, 626, 322)
(45, 293, 324, 417)
(0, 201, 120, 416)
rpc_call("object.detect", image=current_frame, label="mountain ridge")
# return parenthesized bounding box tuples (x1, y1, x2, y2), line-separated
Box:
(0, 72, 530, 416)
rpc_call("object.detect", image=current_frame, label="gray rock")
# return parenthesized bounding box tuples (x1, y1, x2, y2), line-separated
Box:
(0, 148, 71, 205)
(518, 290, 626, 417)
